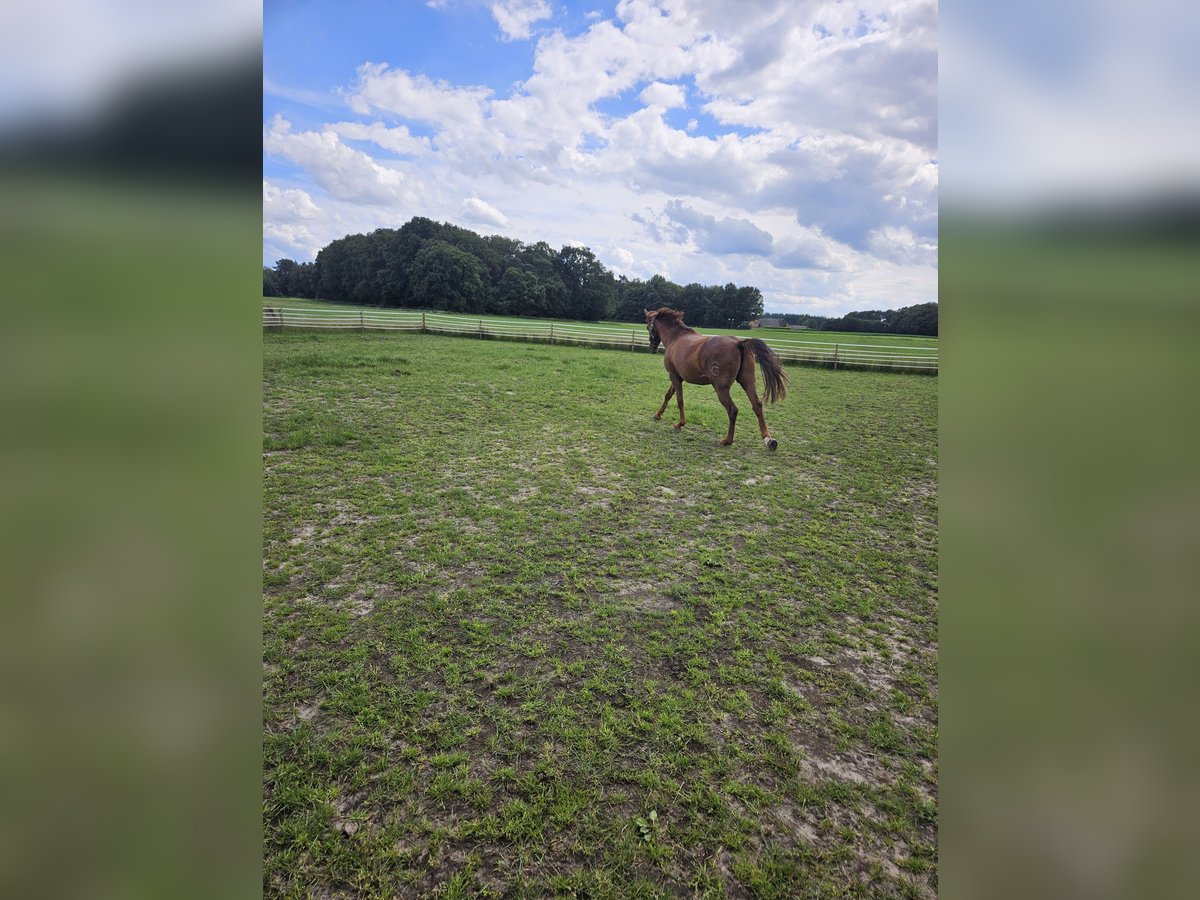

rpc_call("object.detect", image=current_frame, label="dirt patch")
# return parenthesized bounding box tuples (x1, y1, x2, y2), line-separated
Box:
(741, 474, 775, 486)
(289, 523, 317, 546)
(796, 748, 879, 786)
(612, 579, 676, 613)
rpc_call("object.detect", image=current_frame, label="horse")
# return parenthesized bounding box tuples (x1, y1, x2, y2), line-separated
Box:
(645, 307, 789, 450)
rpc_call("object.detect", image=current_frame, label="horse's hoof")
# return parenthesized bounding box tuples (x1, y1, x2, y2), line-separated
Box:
(765, 437, 778, 451)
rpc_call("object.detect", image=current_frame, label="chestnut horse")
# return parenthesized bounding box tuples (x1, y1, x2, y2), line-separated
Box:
(645, 307, 789, 450)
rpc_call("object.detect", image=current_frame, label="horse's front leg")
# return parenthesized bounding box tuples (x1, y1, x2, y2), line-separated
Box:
(672, 379, 686, 430)
(653, 383, 675, 420)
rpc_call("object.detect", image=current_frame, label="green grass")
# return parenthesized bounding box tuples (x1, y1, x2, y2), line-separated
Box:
(263, 331, 937, 897)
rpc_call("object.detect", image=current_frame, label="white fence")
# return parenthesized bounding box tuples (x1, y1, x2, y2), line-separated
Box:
(262, 306, 938, 373)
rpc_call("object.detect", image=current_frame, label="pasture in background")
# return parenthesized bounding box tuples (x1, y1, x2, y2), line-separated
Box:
(263, 299, 939, 374)
(263, 331, 937, 897)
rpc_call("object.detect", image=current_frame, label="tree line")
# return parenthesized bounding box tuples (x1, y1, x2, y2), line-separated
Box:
(263, 217, 765, 326)
(763, 302, 938, 336)
(263, 216, 935, 334)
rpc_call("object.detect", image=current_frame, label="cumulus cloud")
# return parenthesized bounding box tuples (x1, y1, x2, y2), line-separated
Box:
(263, 115, 409, 206)
(661, 200, 774, 256)
(491, 1, 553, 42)
(345, 63, 492, 128)
(773, 230, 844, 272)
(693, 1, 938, 151)
(327, 121, 431, 156)
(263, 180, 321, 222)
(460, 197, 509, 228)
(611, 247, 636, 270)
(866, 225, 937, 266)
(639, 81, 687, 109)
(263, 181, 327, 259)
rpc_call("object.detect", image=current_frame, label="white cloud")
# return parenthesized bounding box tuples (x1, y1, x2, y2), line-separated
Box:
(660, 200, 774, 256)
(460, 197, 509, 228)
(345, 63, 492, 128)
(328, 121, 431, 156)
(611, 247, 636, 270)
(263, 115, 410, 206)
(491, 0, 553, 42)
(263, 180, 321, 222)
(773, 229, 845, 272)
(263, 181, 327, 260)
(639, 81, 687, 109)
(866, 225, 937, 266)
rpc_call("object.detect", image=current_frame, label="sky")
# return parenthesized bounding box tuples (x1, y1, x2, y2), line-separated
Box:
(263, 0, 939, 316)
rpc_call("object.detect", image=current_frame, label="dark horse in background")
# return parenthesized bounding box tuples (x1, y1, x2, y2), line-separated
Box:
(645, 307, 789, 450)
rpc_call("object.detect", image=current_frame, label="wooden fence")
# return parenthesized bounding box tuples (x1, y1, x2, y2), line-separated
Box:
(262, 306, 938, 373)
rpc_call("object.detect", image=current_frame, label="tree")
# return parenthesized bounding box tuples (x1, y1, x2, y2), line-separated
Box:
(301, 216, 772, 324)
(494, 266, 546, 316)
(892, 301, 938, 336)
(263, 267, 280, 296)
(520, 242, 570, 317)
(677, 283, 708, 326)
(273, 258, 301, 297)
(555, 245, 614, 320)
(408, 240, 487, 312)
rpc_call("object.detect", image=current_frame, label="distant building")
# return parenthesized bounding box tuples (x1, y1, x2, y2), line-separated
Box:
(757, 317, 786, 328)
(788, 324, 810, 330)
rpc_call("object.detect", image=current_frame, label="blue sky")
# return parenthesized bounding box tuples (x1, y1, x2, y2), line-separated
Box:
(264, 1, 939, 316)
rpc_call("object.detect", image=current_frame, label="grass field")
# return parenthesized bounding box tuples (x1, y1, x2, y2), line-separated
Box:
(263, 297, 939, 350)
(263, 330, 938, 897)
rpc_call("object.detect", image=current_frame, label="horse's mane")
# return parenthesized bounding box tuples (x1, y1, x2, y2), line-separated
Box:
(652, 307, 696, 332)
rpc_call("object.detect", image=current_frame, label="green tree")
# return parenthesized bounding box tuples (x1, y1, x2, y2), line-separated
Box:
(494, 266, 546, 316)
(520, 242, 570, 317)
(892, 301, 938, 336)
(555, 245, 614, 320)
(409, 239, 487, 312)
(273, 258, 301, 297)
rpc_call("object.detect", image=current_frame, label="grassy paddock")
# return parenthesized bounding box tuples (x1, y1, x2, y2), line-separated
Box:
(263, 331, 938, 897)
(263, 297, 938, 350)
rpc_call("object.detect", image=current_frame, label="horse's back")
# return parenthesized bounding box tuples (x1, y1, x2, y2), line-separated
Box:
(668, 333, 742, 385)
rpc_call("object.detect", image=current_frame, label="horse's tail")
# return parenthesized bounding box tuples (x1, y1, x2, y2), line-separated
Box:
(740, 338, 789, 404)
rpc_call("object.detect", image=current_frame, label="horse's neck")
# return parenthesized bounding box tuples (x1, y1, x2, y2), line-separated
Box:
(657, 321, 692, 347)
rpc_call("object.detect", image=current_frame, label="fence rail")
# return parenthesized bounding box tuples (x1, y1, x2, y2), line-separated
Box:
(262, 306, 938, 373)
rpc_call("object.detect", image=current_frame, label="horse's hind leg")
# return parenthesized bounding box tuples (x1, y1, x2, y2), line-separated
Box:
(714, 385, 738, 445)
(737, 366, 777, 450)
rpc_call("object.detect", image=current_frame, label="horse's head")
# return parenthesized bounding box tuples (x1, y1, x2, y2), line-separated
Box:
(644, 309, 661, 352)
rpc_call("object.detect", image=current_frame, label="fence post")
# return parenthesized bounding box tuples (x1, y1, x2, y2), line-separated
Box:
(833, 344, 839, 369)
(278, 309, 285, 333)
(421, 311, 426, 333)
(550, 322, 555, 344)
(360, 310, 364, 333)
